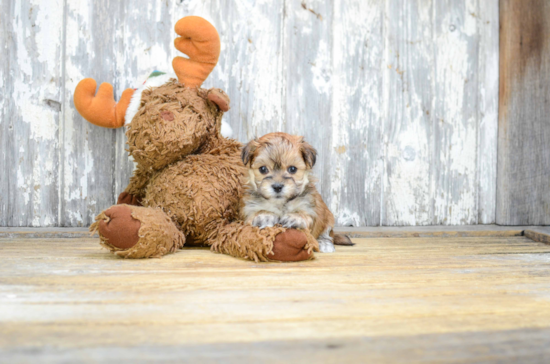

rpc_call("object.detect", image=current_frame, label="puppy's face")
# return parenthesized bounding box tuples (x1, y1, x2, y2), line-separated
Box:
(241, 133, 317, 201)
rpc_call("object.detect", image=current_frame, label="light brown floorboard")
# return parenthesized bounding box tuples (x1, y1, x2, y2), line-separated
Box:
(1, 237, 550, 363)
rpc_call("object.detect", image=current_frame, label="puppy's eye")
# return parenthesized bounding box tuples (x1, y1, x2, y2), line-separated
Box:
(287, 166, 297, 174)
(259, 166, 269, 174)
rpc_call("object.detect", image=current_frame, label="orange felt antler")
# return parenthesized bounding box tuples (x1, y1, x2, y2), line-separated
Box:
(172, 16, 220, 88)
(73, 78, 134, 128)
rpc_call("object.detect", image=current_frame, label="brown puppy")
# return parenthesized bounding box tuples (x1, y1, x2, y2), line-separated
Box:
(241, 132, 353, 252)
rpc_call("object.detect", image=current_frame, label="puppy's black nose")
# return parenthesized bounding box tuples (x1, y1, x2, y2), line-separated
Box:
(272, 183, 284, 193)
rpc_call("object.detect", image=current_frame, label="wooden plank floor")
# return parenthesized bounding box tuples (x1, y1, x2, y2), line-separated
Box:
(1, 236, 550, 363)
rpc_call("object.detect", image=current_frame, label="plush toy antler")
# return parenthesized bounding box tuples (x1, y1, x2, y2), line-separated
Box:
(73, 79, 134, 128)
(73, 16, 222, 127)
(172, 16, 220, 88)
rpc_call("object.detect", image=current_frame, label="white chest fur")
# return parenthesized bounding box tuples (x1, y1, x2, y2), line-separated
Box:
(242, 193, 317, 219)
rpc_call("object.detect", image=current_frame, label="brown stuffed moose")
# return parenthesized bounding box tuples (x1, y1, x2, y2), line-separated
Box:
(73, 16, 318, 261)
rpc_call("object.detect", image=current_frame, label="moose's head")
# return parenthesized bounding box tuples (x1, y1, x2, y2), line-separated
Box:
(73, 16, 231, 171)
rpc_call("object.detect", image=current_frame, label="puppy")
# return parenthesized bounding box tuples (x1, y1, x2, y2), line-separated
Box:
(240, 132, 353, 253)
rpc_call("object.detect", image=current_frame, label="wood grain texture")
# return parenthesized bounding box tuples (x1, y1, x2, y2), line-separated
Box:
(0, 0, 9, 225)
(1, 236, 550, 362)
(383, 0, 434, 225)
(61, 0, 120, 227)
(283, 0, 333, 217)
(477, 0, 499, 224)
(330, 0, 384, 226)
(383, 0, 498, 226)
(497, 0, 550, 225)
(1, 0, 500, 227)
(2, 329, 550, 363)
(431, 0, 485, 225)
(1, 0, 64, 226)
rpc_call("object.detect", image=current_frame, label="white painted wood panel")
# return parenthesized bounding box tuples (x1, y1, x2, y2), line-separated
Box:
(1, 0, 64, 226)
(331, 0, 384, 226)
(0, 0, 499, 227)
(0, 0, 9, 225)
(61, 0, 121, 226)
(477, 0, 499, 224)
(282, 0, 334, 223)
(383, 0, 434, 226)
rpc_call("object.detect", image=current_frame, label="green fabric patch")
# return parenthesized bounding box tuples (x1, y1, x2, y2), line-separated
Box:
(148, 70, 166, 79)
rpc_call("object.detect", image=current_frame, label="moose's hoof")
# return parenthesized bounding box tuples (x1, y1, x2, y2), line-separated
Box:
(98, 205, 141, 249)
(270, 229, 313, 262)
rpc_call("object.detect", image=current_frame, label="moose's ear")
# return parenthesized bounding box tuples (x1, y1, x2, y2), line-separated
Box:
(207, 88, 230, 112)
(301, 141, 317, 168)
(241, 139, 259, 166)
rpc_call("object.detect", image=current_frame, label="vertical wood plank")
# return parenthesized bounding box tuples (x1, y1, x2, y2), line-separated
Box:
(0, 0, 9, 225)
(383, 0, 498, 226)
(497, 0, 550, 225)
(431, 0, 482, 225)
(383, 0, 435, 225)
(282, 0, 335, 220)
(0, 0, 63, 226)
(330, 0, 384, 226)
(61, 0, 121, 226)
(476, 1, 499, 224)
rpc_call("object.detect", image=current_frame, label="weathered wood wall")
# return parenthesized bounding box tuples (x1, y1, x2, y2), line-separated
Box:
(497, 0, 550, 225)
(0, 0, 499, 227)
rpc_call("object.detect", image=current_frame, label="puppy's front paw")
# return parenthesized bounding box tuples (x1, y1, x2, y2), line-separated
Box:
(252, 214, 279, 229)
(279, 215, 308, 230)
(318, 239, 335, 253)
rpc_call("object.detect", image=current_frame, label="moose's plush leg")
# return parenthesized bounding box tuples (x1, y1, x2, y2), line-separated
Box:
(208, 222, 318, 262)
(91, 205, 185, 258)
(117, 164, 154, 206)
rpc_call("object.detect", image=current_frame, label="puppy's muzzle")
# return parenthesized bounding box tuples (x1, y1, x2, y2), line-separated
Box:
(272, 183, 284, 193)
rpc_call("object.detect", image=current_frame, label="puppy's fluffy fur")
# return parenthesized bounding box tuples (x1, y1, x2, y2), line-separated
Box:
(240, 132, 353, 253)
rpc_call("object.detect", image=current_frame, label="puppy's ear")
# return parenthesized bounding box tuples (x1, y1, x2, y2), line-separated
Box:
(301, 141, 317, 168)
(241, 139, 259, 166)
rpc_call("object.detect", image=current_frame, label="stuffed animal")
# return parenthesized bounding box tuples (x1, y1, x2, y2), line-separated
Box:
(73, 16, 318, 262)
